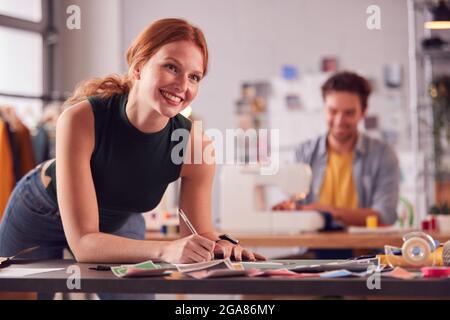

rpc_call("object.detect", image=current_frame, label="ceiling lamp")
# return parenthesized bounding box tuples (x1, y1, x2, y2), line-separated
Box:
(425, 0, 450, 29)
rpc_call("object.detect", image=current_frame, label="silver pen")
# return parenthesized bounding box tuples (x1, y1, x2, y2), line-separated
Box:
(178, 208, 198, 235)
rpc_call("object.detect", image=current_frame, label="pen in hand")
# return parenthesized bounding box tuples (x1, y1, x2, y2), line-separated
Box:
(178, 208, 198, 235)
(178, 208, 215, 260)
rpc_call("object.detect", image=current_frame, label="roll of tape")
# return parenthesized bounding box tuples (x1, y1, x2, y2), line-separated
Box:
(402, 237, 431, 267)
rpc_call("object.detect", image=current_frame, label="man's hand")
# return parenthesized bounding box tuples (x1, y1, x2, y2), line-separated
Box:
(271, 199, 298, 211)
(272, 201, 337, 216)
(301, 203, 336, 213)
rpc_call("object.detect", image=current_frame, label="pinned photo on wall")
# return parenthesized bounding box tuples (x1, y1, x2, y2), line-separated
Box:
(285, 94, 303, 110)
(321, 56, 339, 73)
(364, 115, 379, 130)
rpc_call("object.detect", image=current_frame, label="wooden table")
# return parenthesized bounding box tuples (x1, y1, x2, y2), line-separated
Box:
(2, 259, 450, 298)
(146, 231, 450, 249)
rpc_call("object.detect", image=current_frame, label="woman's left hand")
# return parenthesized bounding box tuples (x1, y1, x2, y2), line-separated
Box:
(214, 240, 266, 262)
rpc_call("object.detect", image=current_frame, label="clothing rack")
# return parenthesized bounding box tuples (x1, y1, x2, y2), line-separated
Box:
(0, 109, 37, 218)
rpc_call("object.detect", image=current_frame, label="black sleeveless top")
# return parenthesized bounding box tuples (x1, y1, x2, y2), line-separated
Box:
(45, 93, 192, 232)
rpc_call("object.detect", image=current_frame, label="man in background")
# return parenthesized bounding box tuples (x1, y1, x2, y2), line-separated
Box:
(274, 71, 400, 228)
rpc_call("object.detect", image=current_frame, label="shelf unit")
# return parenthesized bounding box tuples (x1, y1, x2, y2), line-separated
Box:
(407, 0, 450, 222)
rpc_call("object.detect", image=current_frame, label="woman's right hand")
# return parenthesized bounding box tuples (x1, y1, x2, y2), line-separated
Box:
(161, 235, 216, 264)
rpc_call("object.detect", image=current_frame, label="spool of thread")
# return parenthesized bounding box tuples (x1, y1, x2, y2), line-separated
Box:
(366, 215, 378, 229)
(160, 224, 179, 235)
(421, 220, 430, 231)
(430, 216, 437, 231)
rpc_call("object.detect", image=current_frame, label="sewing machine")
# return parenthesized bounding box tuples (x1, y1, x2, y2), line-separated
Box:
(219, 163, 325, 234)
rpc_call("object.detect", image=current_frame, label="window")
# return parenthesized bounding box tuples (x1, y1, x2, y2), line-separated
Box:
(0, 0, 42, 22)
(0, 26, 43, 96)
(0, 0, 51, 129)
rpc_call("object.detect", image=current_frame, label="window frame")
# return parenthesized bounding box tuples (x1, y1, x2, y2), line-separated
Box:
(0, 0, 57, 102)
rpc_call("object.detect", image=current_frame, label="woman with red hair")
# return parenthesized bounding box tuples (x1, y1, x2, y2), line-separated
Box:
(0, 18, 264, 292)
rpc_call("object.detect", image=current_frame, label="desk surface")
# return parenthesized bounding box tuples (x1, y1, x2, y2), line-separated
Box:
(146, 231, 450, 249)
(1, 259, 450, 298)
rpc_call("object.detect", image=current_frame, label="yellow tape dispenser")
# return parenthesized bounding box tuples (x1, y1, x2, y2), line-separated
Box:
(382, 232, 443, 268)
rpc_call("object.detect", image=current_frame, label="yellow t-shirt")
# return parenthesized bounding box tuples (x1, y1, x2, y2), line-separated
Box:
(319, 149, 358, 209)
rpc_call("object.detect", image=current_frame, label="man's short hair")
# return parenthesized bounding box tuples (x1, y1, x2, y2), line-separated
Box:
(321, 71, 372, 112)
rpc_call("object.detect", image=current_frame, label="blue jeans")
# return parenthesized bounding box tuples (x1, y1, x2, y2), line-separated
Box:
(0, 165, 154, 300)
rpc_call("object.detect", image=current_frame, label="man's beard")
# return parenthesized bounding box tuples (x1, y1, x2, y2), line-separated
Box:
(330, 129, 357, 143)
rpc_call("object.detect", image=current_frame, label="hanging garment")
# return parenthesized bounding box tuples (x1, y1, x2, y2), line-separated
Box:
(0, 119, 15, 219)
(0, 112, 38, 300)
(5, 121, 21, 182)
(32, 124, 50, 164)
(15, 121, 35, 177)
